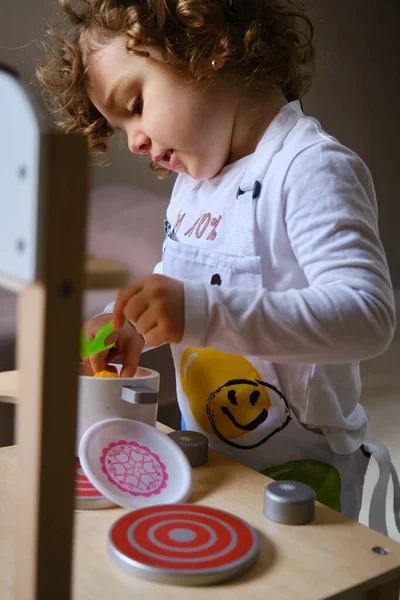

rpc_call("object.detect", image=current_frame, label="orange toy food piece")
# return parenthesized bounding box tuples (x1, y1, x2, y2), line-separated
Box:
(94, 370, 120, 378)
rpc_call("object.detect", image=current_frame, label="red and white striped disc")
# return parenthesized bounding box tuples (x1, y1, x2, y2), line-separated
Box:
(75, 459, 116, 510)
(108, 504, 259, 585)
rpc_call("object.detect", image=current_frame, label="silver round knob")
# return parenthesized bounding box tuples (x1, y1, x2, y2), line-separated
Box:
(264, 480, 315, 525)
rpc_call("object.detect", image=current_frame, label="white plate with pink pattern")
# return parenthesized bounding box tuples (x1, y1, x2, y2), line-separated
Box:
(79, 418, 193, 509)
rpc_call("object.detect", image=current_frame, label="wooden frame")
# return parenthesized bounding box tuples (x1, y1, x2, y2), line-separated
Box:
(13, 132, 88, 600)
(0, 67, 129, 600)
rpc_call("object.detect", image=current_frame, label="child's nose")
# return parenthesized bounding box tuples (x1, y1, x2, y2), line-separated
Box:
(128, 131, 150, 155)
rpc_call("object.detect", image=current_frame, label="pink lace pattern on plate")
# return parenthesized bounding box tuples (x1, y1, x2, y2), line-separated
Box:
(101, 440, 168, 497)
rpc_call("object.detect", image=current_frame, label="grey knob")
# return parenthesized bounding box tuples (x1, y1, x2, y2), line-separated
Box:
(120, 385, 158, 427)
(263, 480, 315, 525)
(121, 385, 158, 405)
(168, 431, 208, 467)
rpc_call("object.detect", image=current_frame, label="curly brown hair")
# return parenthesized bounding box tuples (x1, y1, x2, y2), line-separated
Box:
(37, 0, 314, 176)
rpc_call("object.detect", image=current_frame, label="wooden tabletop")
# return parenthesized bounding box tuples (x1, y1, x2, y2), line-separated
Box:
(84, 256, 130, 289)
(1, 425, 400, 599)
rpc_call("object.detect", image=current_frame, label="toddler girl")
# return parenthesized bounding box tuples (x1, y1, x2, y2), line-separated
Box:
(39, 0, 398, 533)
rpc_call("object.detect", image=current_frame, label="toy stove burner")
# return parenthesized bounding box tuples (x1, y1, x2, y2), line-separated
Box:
(108, 503, 259, 585)
(75, 459, 116, 510)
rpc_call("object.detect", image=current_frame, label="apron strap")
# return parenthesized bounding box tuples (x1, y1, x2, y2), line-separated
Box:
(363, 437, 400, 537)
(231, 183, 261, 256)
(231, 100, 304, 256)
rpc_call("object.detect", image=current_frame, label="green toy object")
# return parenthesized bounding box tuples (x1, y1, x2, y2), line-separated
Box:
(80, 319, 128, 357)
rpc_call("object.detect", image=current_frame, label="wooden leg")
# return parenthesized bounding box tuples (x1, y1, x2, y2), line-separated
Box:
(14, 134, 88, 600)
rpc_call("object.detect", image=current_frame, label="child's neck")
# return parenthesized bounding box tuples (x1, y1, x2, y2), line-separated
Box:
(227, 88, 288, 165)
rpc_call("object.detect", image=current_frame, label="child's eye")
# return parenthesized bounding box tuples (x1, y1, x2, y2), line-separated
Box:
(129, 97, 143, 116)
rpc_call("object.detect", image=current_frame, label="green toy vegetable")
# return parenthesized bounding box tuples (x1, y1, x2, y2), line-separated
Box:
(80, 319, 128, 357)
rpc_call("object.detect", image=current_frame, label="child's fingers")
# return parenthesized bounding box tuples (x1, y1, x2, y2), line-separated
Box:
(81, 356, 94, 374)
(120, 333, 145, 378)
(120, 356, 139, 378)
(106, 346, 119, 363)
(134, 309, 157, 338)
(89, 350, 108, 374)
(123, 292, 149, 327)
(104, 330, 118, 347)
(142, 324, 166, 348)
(113, 281, 144, 329)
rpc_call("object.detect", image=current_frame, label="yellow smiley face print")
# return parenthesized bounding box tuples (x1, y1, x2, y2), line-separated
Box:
(180, 348, 290, 449)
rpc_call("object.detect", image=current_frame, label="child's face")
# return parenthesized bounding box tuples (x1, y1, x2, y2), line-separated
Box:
(85, 36, 240, 180)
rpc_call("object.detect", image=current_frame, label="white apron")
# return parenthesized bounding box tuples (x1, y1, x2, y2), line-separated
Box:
(161, 140, 400, 536)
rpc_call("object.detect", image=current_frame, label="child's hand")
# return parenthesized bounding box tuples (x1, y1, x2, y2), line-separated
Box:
(113, 274, 185, 347)
(81, 313, 145, 377)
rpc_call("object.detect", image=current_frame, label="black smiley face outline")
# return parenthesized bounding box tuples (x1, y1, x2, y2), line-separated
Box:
(221, 388, 269, 431)
(206, 378, 291, 450)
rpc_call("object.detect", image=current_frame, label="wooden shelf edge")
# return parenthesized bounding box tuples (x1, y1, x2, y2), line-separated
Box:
(84, 257, 130, 290)
(0, 257, 131, 295)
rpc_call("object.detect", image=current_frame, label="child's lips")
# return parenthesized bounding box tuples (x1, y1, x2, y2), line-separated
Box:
(153, 149, 180, 171)
(169, 151, 178, 171)
(153, 149, 173, 165)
